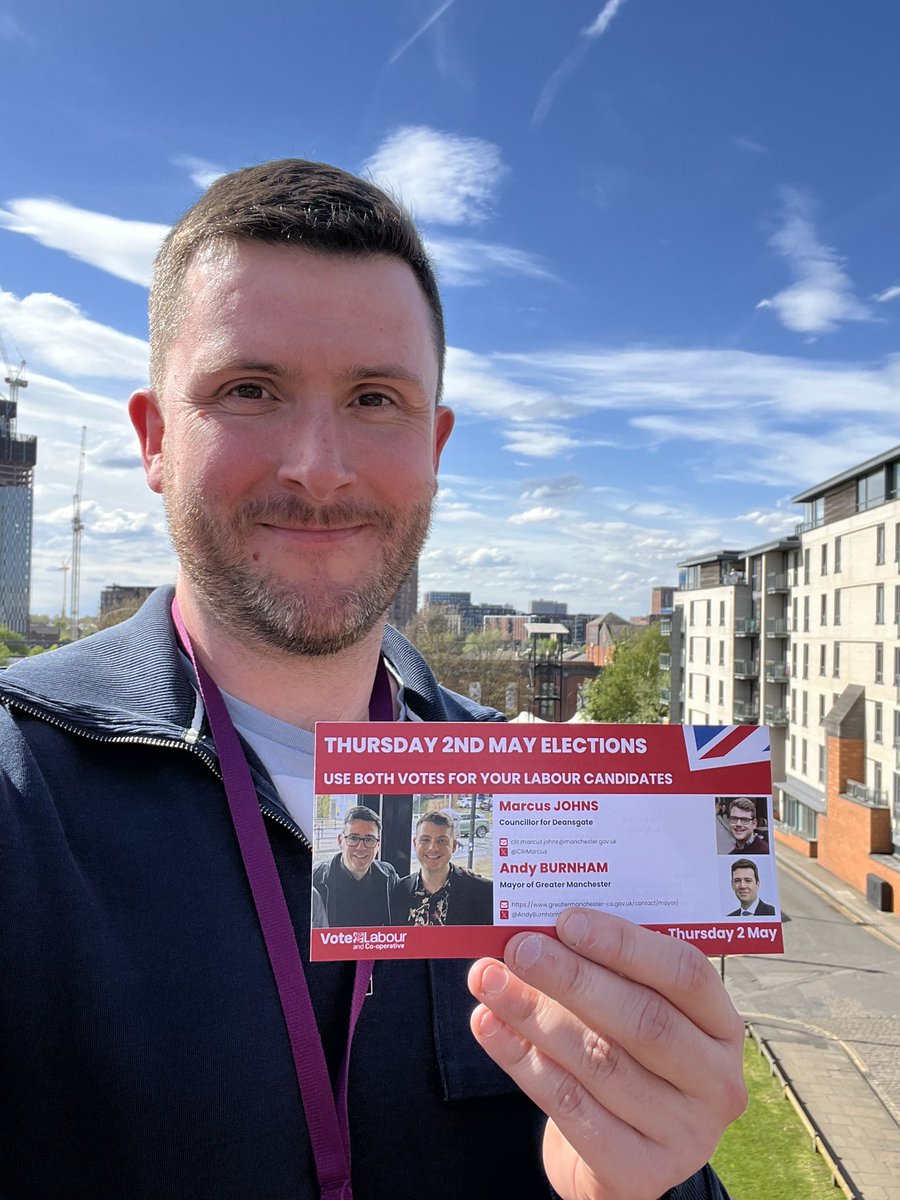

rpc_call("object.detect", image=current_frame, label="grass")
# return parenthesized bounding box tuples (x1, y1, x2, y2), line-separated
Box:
(711, 1037, 839, 1200)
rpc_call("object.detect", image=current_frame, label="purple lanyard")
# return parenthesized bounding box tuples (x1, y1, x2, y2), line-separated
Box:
(172, 598, 389, 1200)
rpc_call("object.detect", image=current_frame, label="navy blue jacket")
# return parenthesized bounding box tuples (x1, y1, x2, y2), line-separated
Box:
(0, 587, 729, 1200)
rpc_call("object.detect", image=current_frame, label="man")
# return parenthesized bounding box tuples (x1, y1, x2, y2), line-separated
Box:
(0, 160, 742, 1199)
(393, 811, 493, 925)
(313, 805, 398, 925)
(726, 795, 770, 855)
(728, 859, 777, 917)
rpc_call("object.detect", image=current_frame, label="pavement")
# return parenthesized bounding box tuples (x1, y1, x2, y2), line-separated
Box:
(739, 841, 900, 1200)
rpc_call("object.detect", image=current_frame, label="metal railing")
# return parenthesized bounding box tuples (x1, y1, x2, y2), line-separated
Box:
(765, 617, 789, 637)
(765, 661, 789, 681)
(844, 778, 888, 807)
(763, 705, 788, 725)
(734, 617, 759, 635)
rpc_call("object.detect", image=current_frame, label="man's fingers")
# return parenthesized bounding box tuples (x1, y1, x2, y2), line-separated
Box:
(468, 958, 691, 1141)
(554, 908, 744, 1042)
(493, 927, 743, 1106)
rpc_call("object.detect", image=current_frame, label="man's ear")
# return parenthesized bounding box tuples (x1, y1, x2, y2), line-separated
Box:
(433, 404, 454, 472)
(128, 389, 165, 494)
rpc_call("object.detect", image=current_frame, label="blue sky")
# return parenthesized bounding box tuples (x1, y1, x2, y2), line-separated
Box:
(2, 0, 900, 620)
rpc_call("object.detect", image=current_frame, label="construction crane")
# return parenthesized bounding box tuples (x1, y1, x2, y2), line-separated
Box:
(70, 428, 87, 642)
(58, 560, 70, 623)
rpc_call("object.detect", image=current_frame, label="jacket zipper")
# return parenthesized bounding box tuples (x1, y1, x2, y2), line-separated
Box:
(2, 696, 313, 851)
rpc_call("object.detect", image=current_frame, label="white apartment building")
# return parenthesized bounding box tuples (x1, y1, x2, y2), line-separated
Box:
(667, 445, 900, 912)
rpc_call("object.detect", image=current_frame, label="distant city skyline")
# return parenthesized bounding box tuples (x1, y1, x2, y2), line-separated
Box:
(3, 3, 900, 618)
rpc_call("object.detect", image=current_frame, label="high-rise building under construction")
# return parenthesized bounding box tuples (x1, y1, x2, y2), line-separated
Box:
(0, 366, 37, 635)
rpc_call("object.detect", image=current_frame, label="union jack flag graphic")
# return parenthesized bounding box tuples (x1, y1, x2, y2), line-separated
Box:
(682, 725, 771, 772)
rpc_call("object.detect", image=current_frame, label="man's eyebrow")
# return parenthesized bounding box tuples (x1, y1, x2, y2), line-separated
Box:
(339, 364, 428, 391)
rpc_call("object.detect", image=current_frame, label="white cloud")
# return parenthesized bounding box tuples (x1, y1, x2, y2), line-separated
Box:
(0, 198, 165, 286)
(520, 475, 583, 501)
(509, 506, 564, 525)
(0, 288, 148, 379)
(173, 155, 227, 189)
(362, 126, 506, 226)
(873, 284, 900, 304)
(389, 0, 455, 64)
(582, 0, 630, 39)
(757, 189, 869, 335)
(426, 234, 554, 286)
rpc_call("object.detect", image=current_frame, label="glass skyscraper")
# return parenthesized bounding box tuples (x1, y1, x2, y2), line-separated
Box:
(0, 395, 37, 635)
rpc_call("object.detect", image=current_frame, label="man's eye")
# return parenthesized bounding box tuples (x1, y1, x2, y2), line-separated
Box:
(356, 392, 390, 408)
(228, 383, 273, 401)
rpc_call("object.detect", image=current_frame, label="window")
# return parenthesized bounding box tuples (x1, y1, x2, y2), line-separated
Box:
(894, 774, 900, 817)
(858, 467, 886, 511)
(821, 544, 828, 575)
(802, 692, 808, 727)
(688, 637, 694, 663)
(719, 600, 725, 627)
(877, 523, 886, 565)
(834, 642, 841, 677)
(792, 596, 798, 631)
(688, 677, 693, 698)
(876, 642, 884, 684)
(818, 745, 825, 784)
(833, 588, 841, 626)
(802, 644, 809, 680)
(895, 585, 900, 628)
(704, 677, 710, 703)
(718, 680, 724, 706)
(874, 761, 883, 800)
(803, 498, 824, 528)
(801, 739, 808, 775)
(834, 535, 842, 573)
(876, 583, 885, 625)
(819, 644, 827, 676)
(706, 600, 712, 627)
(689, 600, 696, 625)
(894, 710, 900, 749)
(719, 640, 725, 666)
(790, 735, 796, 770)
(804, 549, 810, 585)
(895, 523, 900, 565)
(705, 639, 711, 665)
(895, 646, 900, 688)
(791, 690, 797, 723)
(803, 596, 810, 632)
(820, 594, 827, 625)
(819, 694, 826, 724)
(792, 643, 798, 677)
(874, 703, 883, 744)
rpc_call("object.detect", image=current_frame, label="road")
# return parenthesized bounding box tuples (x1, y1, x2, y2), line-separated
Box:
(723, 858, 900, 1121)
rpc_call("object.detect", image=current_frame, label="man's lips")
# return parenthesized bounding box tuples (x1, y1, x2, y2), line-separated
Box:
(258, 522, 367, 544)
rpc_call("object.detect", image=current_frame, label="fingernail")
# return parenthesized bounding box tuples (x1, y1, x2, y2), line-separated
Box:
(561, 909, 588, 946)
(481, 963, 508, 995)
(513, 934, 542, 972)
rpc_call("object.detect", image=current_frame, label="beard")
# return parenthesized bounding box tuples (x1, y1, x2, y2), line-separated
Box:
(163, 477, 434, 657)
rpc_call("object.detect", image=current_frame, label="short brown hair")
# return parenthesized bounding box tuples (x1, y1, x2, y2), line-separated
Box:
(343, 805, 382, 833)
(727, 797, 758, 819)
(149, 159, 445, 395)
(415, 810, 456, 836)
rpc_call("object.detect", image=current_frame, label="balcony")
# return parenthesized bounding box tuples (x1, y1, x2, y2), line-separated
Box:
(766, 572, 790, 593)
(734, 617, 759, 636)
(658, 653, 671, 671)
(733, 658, 759, 678)
(765, 617, 790, 638)
(659, 618, 672, 636)
(844, 778, 888, 808)
(763, 705, 788, 725)
(659, 687, 671, 704)
(722, 571, 745, 586)
(765, 660, 789, 681)
(733, 700, 760, 723)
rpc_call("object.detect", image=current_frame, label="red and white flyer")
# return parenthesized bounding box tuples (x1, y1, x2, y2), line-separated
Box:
(310, 722, 783, 960)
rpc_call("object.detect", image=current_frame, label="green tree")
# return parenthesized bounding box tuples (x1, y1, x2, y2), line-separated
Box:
(460, 629, 525, 713)
(0, 627, 27, 657)
(584, 623, 668, 723)
(401, 607, 464, 692)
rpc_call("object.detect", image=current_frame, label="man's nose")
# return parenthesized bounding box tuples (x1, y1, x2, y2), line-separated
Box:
(276, 402, 356, 500)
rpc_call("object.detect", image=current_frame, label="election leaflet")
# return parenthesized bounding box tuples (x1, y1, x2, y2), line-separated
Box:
(310, 722, 783, 960)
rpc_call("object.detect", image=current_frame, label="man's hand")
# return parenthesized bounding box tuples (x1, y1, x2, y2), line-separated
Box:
(468, 908, 746, 1200)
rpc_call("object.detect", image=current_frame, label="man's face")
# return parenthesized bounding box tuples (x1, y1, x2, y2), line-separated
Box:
(728, 805, 758, 845)
(731, 868, 759, 908)
(415, 821, 456, 876)
(131, 242, 453, 656)
(338, 820, 381, 878)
